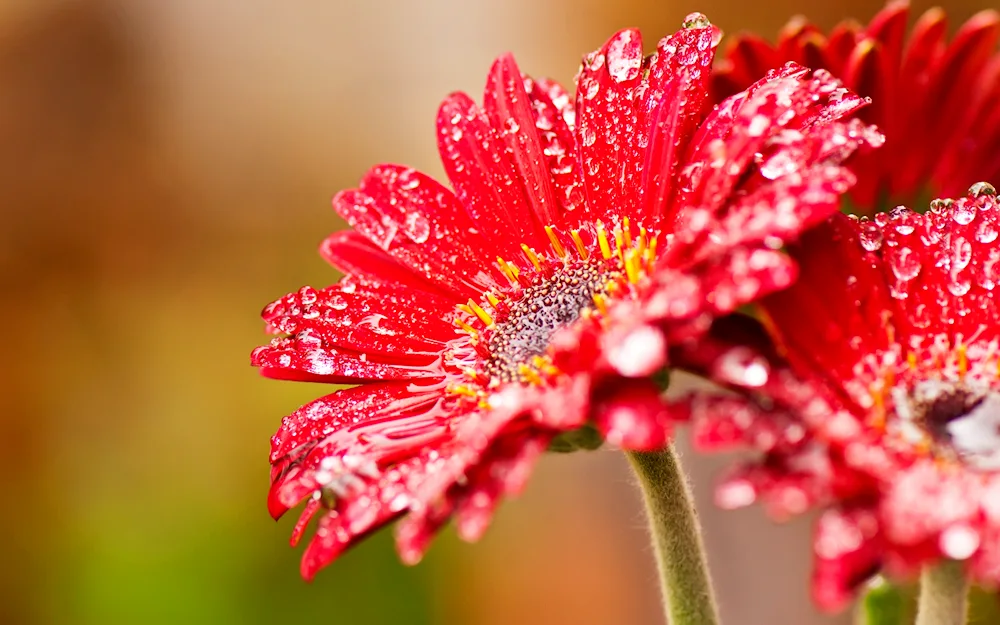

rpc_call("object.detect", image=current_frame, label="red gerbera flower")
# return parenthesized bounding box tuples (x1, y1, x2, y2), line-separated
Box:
(713, 1, 1000, 211)
(252, 15, 879, 579)
(678, 183, 1000, 610)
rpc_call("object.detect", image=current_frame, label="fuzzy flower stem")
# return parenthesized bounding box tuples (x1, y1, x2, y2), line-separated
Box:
(626, 445, 720, 625)
(915, 561, 969, 625)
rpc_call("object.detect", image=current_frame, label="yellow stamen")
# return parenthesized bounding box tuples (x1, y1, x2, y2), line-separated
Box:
(646, 236, 658, 270)
(544, 226, 566, 259)
(570, 229, 589, 260)
(592, 293, 608, 316)
(520, 244, 541, 271)
(456, 304, 474, 316)
(468, 299, 494, 327)
(883, 312, 895, 345)
(614, 229, 625, 263)
(463, 368, 480, 381)
(485, 292, 501, 308)
(907, 352, 918, 371)
(448, 384, 480, 398)
(870, 383, 886, 429)
(638, 226, 648, 256)
(532, 355, 561, 377)
(454, 318, 478, 335)
(624, 249, 641, 284)
(622, 217, 633, 248)
(517, 363, 542, 385)
(958, 343, 968, 378)
(596, 222, 612, 259)
(497, 256, 517, 283)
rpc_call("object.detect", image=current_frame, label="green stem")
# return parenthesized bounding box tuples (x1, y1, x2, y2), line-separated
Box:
(626, 445, 720, 625)
(915, 561, 969, 625)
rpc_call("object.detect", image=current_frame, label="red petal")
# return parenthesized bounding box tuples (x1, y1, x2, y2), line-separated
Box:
(437, 92, 546, 258)
(811, 508, 883, 612)
(251, 336, 436, 384)
(319, 231, 449, 297)
(261, 284, 454, 360)
(641, 25, 718, 224)
(483, 55, 560, 226)
(334, 165, 505, 298)
(523, 76, 587, 221)
(574, 29, 647, 226)
(592, 378, 671, 451)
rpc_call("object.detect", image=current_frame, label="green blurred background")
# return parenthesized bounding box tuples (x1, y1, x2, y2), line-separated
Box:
(1, 1, 995, 624)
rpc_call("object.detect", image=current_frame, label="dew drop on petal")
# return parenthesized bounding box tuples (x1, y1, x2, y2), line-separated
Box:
(889, 247, 921, 281)
(716, 348, 770, 387)
(403, 212, 431, 244)
(947, 277, 972, 297)
(969, 181, 997, 198)
(951, 236, 972, 271)
(858, 220, 883, 252)
(977, 219, 998, 243)
(940, 524, 980, 560)
(682, 12, 711, 29)
(606, 325, 667, 377)
(952, 203, 977, 225)
(329, 294, 348, 310)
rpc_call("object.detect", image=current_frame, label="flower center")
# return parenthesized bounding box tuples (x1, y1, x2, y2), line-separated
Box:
(484, 262, 620, 382)
(909, 380, 1000, 471)
(445, 219, 659, 392)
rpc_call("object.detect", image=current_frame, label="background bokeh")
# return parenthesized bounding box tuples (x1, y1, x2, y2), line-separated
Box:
(2, 1, 996, 624)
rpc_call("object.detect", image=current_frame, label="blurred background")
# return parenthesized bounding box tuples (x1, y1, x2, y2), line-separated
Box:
(2, 1, 997, 624)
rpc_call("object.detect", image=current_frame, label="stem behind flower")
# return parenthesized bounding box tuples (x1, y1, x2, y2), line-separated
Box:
(626, 445, 720, 625)
(915, 561, 969, 625)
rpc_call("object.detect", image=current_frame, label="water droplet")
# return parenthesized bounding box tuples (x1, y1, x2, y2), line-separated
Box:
(716, 348, 770, 387)
(951, 236, 972, 271)
(329, 294, 348, 310)
(977, 219, 998, 243)
(858, 220, 883, 251)
(889, 247, 921, 281)
(947, 277, 971, 296)
(682, 12, 711, 29)
(940, 524, 980, 560)
(503, 117, 520, 134)
(581, 126, 596, 147)
(969, 181, 997, 198)
(952, 203, 976, 225)
(607, 325, 666, 377)
(403, 212, 430, 243)
(929, 198, 954, 213)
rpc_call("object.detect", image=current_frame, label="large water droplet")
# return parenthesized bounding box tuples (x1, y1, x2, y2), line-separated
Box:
(858, 220, 883, 251)
(977, 219, 999, 243)
(947, 277, 971, 296)
(682, 12, 711, 29)
(889, 247, 921, 281)
(951, 236, 972, 271)
(940, 524, 980, 560)
(403, 212, 430, 244)
(952, 203, 976, 225)
(969, 181, 997, 198)
(329, 294, 348, 310)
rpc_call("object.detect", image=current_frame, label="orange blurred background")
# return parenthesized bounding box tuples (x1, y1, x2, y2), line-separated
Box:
(2, 1, 995, 624)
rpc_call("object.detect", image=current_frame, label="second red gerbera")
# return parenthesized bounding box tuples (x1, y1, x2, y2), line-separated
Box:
(680, 183, 1000, 610)
(713, 1, 1000, 211)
